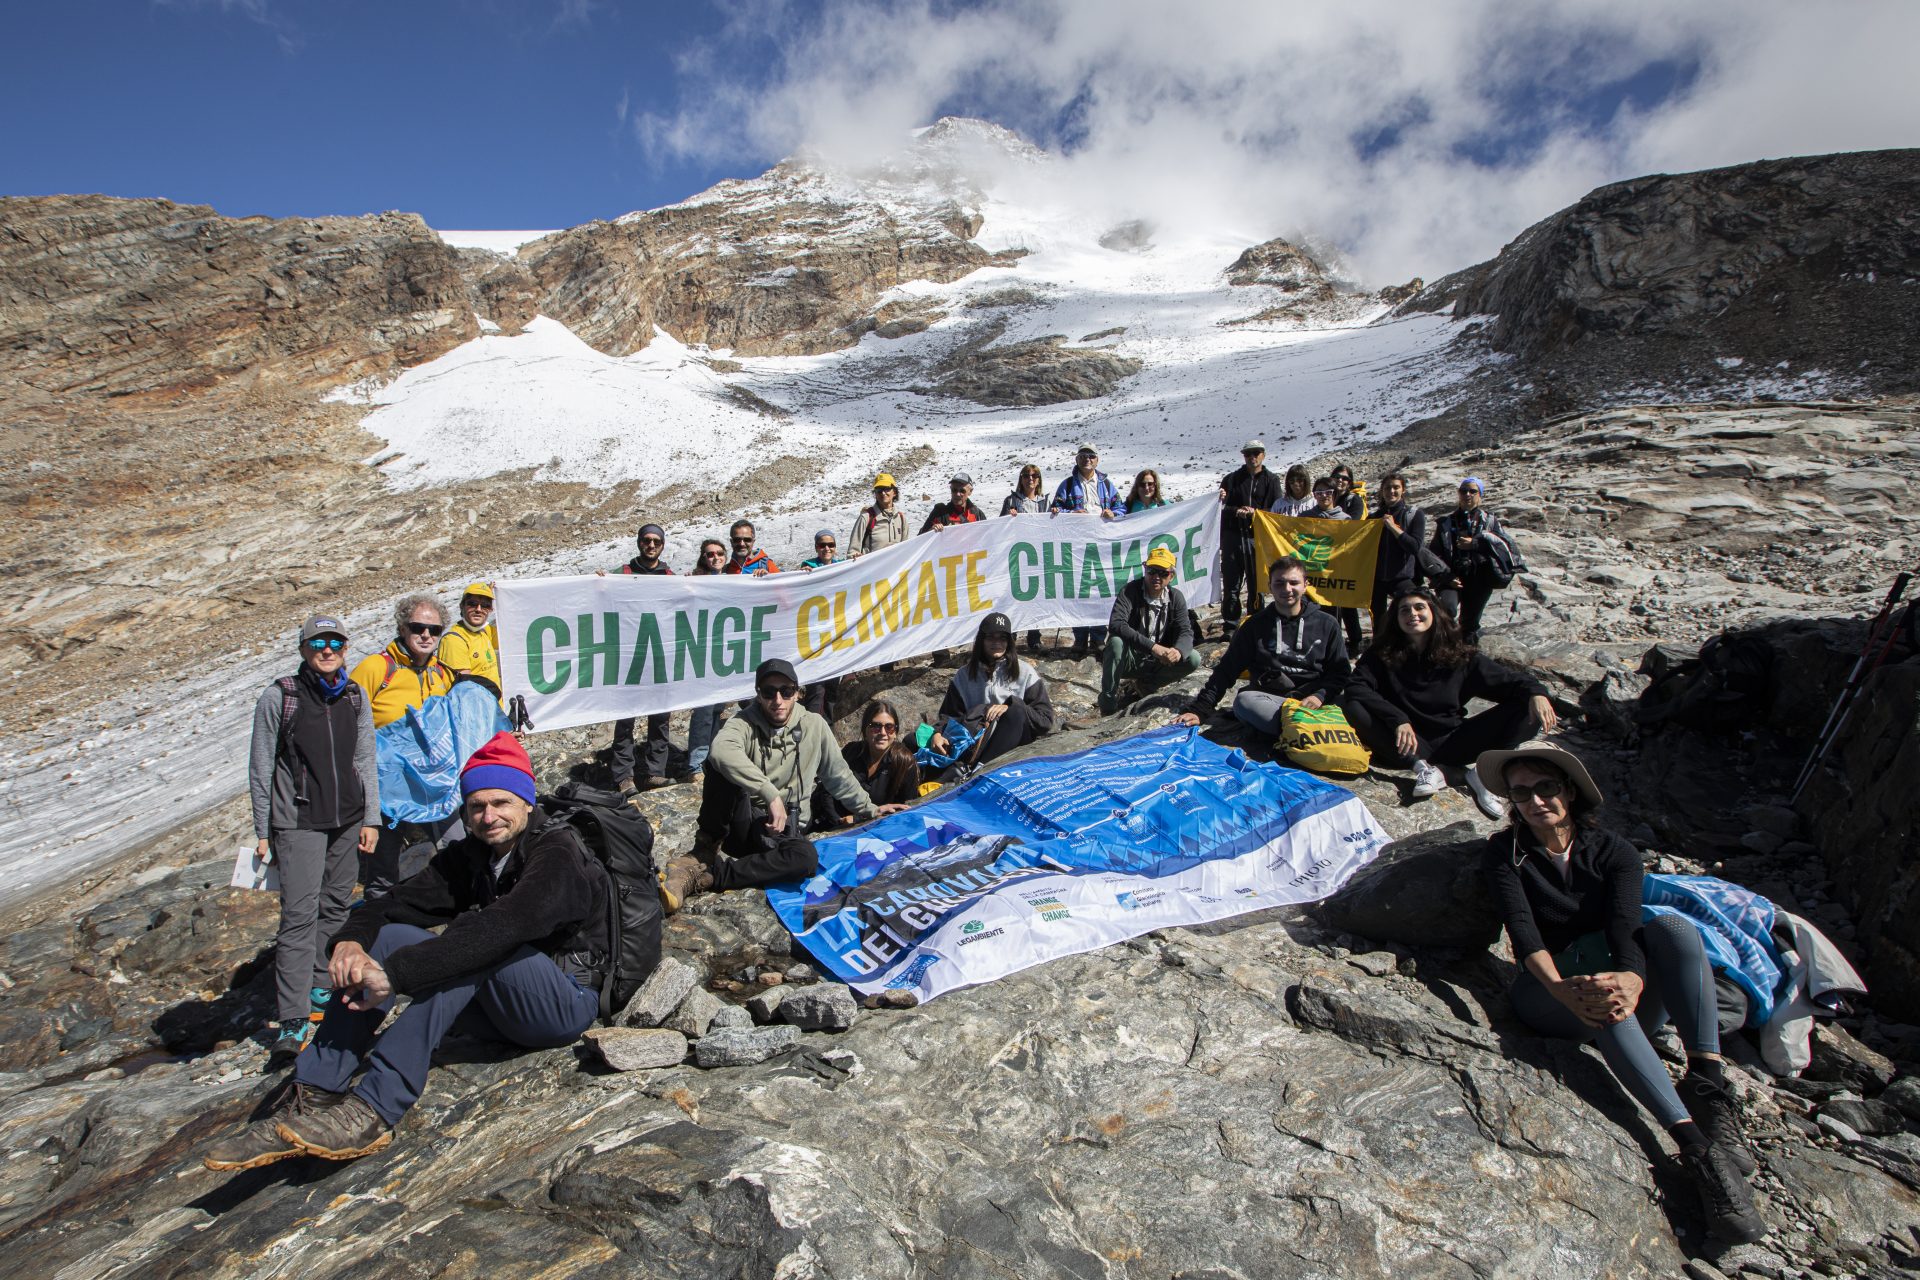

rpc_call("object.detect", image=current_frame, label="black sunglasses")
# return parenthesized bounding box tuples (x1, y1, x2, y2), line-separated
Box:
(866, 719, 898, 733)
(757, 683, 800, 700)
(406, 622, 444, 637)
(1509, 779, 1567, 803)
(1145, 566, 1171, 578)
(304, 636, 346, 652)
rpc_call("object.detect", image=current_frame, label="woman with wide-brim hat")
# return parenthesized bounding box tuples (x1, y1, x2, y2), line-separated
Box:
(1477, 739, 1766, 1243)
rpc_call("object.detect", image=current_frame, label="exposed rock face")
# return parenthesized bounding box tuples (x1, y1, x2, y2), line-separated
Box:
(928, 331, 1143, 405)
(0, 195, 485, 398)
(1404, 149, 1920, 398)
(1220, 234, 1401, 328)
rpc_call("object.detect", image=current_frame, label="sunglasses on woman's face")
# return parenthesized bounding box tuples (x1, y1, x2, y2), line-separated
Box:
(304, 636, 346, 652)
(866, 720, 897, 734)
(1509, 779, 1566, 803)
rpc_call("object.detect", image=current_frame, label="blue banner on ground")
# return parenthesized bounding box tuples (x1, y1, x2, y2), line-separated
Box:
(766, 727, 1389, 1002)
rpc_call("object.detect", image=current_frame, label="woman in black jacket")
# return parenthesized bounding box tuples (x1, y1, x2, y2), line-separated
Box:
(1369, 472, 1442, 636)
(814, 699, 921, 828)
(1477, 741, 1763, 1243)
(1428, 476, 1521, 644)
(929, 612, 1055, 766)
(1342, 586, 1553, 814)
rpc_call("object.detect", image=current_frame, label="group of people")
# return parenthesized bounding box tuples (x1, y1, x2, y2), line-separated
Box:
(223, 441, 1768, 1244)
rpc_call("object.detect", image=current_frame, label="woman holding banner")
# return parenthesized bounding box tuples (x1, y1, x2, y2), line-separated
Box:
(1001, 465, 1051, 651)
(1341, 587, 1553, 818)
(929, 612, 1056, 767)
(678, 538, 732, 781)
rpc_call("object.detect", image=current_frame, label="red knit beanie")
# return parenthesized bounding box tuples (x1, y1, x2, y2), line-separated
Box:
(461, 731, 536, 805)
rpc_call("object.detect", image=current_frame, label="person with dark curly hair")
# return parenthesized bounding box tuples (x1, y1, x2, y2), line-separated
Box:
(1477, 740, 1765, 1243)
(1341, 586, 1552, 816)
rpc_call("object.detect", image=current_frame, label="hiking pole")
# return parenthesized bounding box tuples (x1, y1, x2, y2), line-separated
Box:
(1791, 572, 1911, 802)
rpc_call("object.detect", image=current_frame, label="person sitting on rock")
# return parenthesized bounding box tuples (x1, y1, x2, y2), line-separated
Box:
(248, 613, 382, 1069)
(1173, 557, 1347, 738)
(813, 698, 921, 828)
(724, 519, 778, 576)
(350, 592, 457, 897)
(662, 659, 907, 912)
(920, 473, 987, 533)
(1100, 546, 1200, 714)
(1477, 740, 1766, 1244)
(928, 612, 1057, 766)
(202, 732, 609, 1172)
(1429, 476, 1522, 644)
(606, 525, 675, 795)
(437, 582, 502, 700)
(849, 473, 909, 557)
(1269, 464, 1316, 516)
(1341, 586, 1553, 816)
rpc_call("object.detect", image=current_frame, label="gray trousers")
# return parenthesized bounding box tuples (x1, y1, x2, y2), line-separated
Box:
(1230, 684, 1297, 737)
(271, 823, 361, 1025)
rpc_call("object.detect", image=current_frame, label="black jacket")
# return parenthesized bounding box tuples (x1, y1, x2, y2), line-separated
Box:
(1373, 500, 1444, 587)
(919, 500, 987, 534)
(331, 809, 611, 995)
(1430, 507, 1520, 580)
(1344, 647, 1544, 739)
(839, 739, 920, 806)
(1107, 579, 1194, 657)
(619, 558, 674, 576)
(1189, 601, 1349, 713)
(1221, 467, 1282, 536)
(1482, 825, 1648, 978)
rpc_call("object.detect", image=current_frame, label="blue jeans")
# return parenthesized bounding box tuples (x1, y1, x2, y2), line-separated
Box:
(297, 923, 598, 1126)
(686, 703, 725, 774)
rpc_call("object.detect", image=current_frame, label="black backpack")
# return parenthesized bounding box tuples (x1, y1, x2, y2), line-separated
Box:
(1637, 631, 1775, 733)
(540, 782, 663, 1021)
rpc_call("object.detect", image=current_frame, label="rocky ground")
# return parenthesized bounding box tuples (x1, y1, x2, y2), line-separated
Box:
(2, 396, 1917, 1278)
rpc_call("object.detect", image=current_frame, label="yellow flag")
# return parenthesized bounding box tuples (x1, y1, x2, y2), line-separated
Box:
(1251, 512, 1382, 609)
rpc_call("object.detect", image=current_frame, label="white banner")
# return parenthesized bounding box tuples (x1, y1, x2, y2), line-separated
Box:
(497, 495, 1220, 730)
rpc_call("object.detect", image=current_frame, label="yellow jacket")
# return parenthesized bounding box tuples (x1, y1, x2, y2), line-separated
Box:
(349, 641, 455, 728)
(438, 620, 501, 693)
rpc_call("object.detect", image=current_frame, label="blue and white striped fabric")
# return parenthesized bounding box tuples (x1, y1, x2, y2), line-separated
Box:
(1642, 873, 1786, 1027)
(374, 681, 513, 824)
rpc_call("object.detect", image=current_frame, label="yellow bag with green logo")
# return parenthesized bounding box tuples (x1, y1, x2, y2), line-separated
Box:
(1277, 698, 1371, 776)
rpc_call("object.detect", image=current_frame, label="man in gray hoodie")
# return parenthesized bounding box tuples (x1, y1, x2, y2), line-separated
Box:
(247, 613, 382, 1068)
(659, 659, 908, 910)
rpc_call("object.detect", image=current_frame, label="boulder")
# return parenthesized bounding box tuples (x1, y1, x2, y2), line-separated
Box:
(778, 983, 860, 1032)
(1807, 1023, 1898, 1093)
(692, 1024, 801, 1068)
(618, 956, 701, 1028)
(1314, 822, 1502, 951)
(661, 988, 725, 1038)
(585, 1027, 688, 1072)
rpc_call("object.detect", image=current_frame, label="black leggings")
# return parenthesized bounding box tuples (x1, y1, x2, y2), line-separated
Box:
(969, 700, 1043, 768)
(1344, 696, 1539, 768)
(1437, 564, 1504, 642)
(695, 767, 821, 889)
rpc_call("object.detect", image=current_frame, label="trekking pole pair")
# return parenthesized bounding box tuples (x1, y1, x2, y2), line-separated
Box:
(1790, 571, 1913, 804)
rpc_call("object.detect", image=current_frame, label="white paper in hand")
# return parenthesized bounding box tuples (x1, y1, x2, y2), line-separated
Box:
(231, 844, 281, 893)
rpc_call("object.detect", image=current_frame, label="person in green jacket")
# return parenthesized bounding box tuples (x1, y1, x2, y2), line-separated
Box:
(658, 659, 908, 910)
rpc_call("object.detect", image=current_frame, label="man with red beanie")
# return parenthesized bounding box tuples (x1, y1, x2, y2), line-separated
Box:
(203, 732, 612, 1170)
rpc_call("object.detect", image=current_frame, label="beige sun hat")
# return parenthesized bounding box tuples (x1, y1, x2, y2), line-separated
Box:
(1473, 739, 1604, 806)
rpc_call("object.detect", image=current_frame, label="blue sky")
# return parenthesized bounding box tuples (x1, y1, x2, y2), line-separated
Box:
(5, 1, 1913, 278)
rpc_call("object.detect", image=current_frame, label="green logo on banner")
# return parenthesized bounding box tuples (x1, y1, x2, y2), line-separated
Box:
(1294, 535, 1334, 572)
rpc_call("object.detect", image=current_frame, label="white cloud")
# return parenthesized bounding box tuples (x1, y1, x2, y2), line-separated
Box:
(635, 0, 1920, 283)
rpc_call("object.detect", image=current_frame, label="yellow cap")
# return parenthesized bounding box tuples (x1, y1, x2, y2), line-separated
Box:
(873, 473, 897, 489)
(462, 582, 495, 600)
(1145, 547, 1177, 573)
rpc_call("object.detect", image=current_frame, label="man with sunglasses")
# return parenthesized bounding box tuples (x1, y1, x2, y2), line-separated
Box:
(437, 582, 502, 700)
(724, 519, 779, 576)
(659, 659, 907, 911)
(350, 594, 456, 897)
(919, 473, 987, 534)
(798, 531, 843, 719)
(1100, 547, 1200, 714)
(248, 614, 382, 1068)
(608, 525, 675, 794)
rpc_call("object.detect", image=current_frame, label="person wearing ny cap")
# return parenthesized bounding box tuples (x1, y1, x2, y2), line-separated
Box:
(664, 659, 908, 911)
(849, 473, 909, 557)
(607, 524, 676, 794)
(1100, 546, 1200, 714)
(919, 473, 987, 534)
(1217, 440, 1282, 637)
(204, 731, 613, 1171)
(1475, 740, 1766, 1243)
(246, 613, 383, 1069)
(1429, 475, 1524, 644)
(929, 612, 1057, 766)
(350, 593, 457, 898)
(437, 581, 502, 700)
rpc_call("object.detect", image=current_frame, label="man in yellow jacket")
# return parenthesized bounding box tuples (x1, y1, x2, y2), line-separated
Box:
(437, 582, 502, 699)
(349, 593, 456, 894)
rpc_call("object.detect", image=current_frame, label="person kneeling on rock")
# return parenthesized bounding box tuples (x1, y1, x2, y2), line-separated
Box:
(661, 659, 908, 913)
(202, 732, 611, 1171)
(1100, 546, 1200, 714)
(1173, 557, 1348, 735)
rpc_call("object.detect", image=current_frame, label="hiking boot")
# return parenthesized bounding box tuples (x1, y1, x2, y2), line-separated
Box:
(617, 776, 638, 797)
(1410, 759, 1445, 799)
(1097, 694, 1119, 716)
(1465, 766, 1508, 819)
(1680, 1143, 1767, 1243)
(264, 1020, 313, 1073)
(639, 775, 673, 791)
(1681, 1069, 1757, 1177)
(275, 1092, 392, 1161)
(202, 1082, 344, 1172)
(659, 856, 715, 913)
